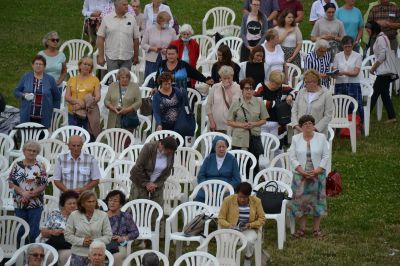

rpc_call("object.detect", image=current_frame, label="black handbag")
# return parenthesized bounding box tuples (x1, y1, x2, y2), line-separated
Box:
(241, 104, 263, 157)
(140, 97, 153, 116)
(255, 181, 285, 214)
(275, 101, 291, 125)
(106, 214, 122, 254)
(45, 234, 71, 250)
(174, 91, 196, 137)
(119, 84, 140, 129)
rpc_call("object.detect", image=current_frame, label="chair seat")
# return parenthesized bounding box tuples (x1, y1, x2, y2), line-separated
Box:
(329, 121, 351, 128)
(170, 232, 203, 242)
(2, 200, 14, 211)
(219, 259, 237, 266)
(265, 213, 281, 220)
(2, 245, 15, 258)
(138, 230, 154, 239)
(258, 156, 269, 169)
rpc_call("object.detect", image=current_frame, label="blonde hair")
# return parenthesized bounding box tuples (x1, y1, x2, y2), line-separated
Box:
(78, 57, 94, 72)
(42, 31, 59, 48)
(269, 70, 285, 85)
(265, 29, 278, 42)
(156, 11, 171, 25)
(303, 69, 321, 85)
(218, 65, 234, 78)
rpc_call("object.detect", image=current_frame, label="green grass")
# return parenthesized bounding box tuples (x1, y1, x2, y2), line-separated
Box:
(1, 0, 400, 265)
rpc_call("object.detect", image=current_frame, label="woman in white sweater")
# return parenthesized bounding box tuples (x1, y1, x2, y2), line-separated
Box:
(289, 115, 329, 239)
(65, 191, 112, 266)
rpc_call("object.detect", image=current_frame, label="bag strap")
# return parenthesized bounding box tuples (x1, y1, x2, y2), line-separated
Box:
(221, 85, 230, 109)
(240, 99, 252, 136)
(115, 212, 123, 236)
(263, 180, 279, 193)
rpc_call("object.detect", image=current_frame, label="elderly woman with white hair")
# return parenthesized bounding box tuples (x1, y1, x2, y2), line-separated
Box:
(304, 39, 332, 89)
(104, 67, 142, 131)
(37, 31, 66, 108)
(25, 244, 46, 266)
(207, 65, 242, 133)
(8, 140, 48, 243)
(88, 241, 107, 266)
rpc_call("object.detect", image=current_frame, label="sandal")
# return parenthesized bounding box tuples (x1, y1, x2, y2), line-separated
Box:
(313, 229, 325, 240)
(293, 229, 305, 238)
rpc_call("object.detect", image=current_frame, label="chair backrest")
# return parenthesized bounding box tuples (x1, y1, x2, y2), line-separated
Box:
(253, 167, 293, 187)
(83, 142, 116, 172)
(196, 60, 217, 78)
(0, 216, 30, 259)
(269, 152, 291, 171)
(301, 40, 315, 57)
(98, 178, 129, 200)
(40, 195, 59, 228)
(142, 72, 157, 87)
(51, 125, 90, 144)
(96, 128, 136, 155)
(122, 249, 169, 266)
(260, 132, 280, 162)
(192, 132, 232, 158)
(145, 130, 185, 148)
(0, 132, 14, 157)
(197, 229, 247, 266)
(66, 66, 79, 78)
(100, 69, 139, 86)
(331, 95, 359, 122)
(219, 25, 241, 38)
(189, 180, 234, 215)
(191, 35, 215, 67)
(209, 37, 243, 63)
(98, 199, 108, 211)
(361, 55, 375, 67)
(202, 7, 236, 35)
(359, 66, 376, 84)
(103, 160, 134, 193)
(228, 150, 257, 185)
(118, 144, 143, 161)
(50, 108, 68, 133)
(0, 247, 4, 263)
(286, 63, 302, 88)
(360, 80, 373, 99)
(134, 114, 152, 143)
(173, 251, 220, 266)
(121, 199, 163, 232)
(174, 147, 203, 179)
(0, 155, 8, 173)
(4, 243, 58, 266)
(59, 39, 93, 69)
(38, 138, 68, 173)
(9, 122, 49, 153)
(163, 178, 182, 215)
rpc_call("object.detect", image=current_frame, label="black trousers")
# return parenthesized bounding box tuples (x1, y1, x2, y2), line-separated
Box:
(371, 75, 396, 120)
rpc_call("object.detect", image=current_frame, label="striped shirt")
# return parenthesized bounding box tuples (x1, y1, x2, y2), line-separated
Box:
(53, 152, 101, 190)
(304, 51, 331, 88)
(238, 205, 250, 226)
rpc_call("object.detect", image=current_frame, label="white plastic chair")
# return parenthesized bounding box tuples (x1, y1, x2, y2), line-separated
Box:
(163, 178, 184, 216)
(0, 177, 14, 212)
(38, 138, 68, 175)
(259, 132, 280, 169)
(197, 229, 247, 266)
(100, 69, 139, 86)
(174, 147, 203, 185)
(121, 199, 163, 251)
(39, 195, 59, 228)
(98, 199, 108, 211)
(202, 7, 235, 36)
(191, 35, 215, 68)
(168, 165, 194, 202)
(103, 160, 134, 194)
(208, 37, 243, 63)
(362, 54, 375, 67)
(83, 142, 116, 173)
(9, 122, 50, 160)
(134, 114, 152, 143)
(96, 128, 136, 156)
(173, 251, 219, 266)
(187, 88, 202, 134)
(92, 48, 107, 73)
(269, 152, 291, 171)
(0, 216, 30, 259)
(50, 108, 68, 133)
(326, 126, 335, 174)
(0, 247, 4, 263)
(0, 132, 15, 162)
(165, 201, 214, 258)
(253, 181, 293, 250)
(192, 132, 232, 158)
(219, 25, 241, 38)
(145, 130, 185, 148)
(360, 80, 373, 137)
(65, 249, 114, 266)
(300, 40, 315, 68)
(228, 150, 257, 185)
(51, 125, 90, 144)
(98, 178, 129, 200)
(189, 180, 234, 217)
(118, 144, 143, 161)
(0, 155, 8, 173)
(253, 167, 293, 187)
(59, 39, 93, 70)
(122, 249, 169, 266)
(329, 95, 359, 153)
(142, 72, 157, 87)
(286, 63, 302, 88)
(4, 243, 58, 266)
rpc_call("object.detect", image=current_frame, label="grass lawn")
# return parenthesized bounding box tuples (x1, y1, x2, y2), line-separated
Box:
(1, 0, 400, 265)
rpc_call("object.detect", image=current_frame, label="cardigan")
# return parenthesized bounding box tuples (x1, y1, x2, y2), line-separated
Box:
(14, 72, 60, 128)
(141, 25, 177, 62)
(170, 38, 200, 69)
(240, 13, 268, 47)
(218, 195, 265, 229)
(104, 81, 142, 128)
(239, 61, 272, 86)
(211, 62, 241, 83)
(64, 209, 112, 257)
(289, 132, 329, 172)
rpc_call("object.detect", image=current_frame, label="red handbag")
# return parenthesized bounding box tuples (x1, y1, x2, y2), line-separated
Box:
(326, 170, 342, 197)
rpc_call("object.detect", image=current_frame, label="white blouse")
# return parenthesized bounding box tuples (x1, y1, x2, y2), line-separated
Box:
(333, 51, 362, 84)
(262, 41, 285, 71)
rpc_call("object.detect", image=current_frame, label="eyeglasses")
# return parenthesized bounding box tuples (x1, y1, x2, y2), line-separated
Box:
(243, 86, 253, 91)
(26, 149, 39, 153)
(50, 38, 60, 42)
(30, 253, 45, 259)
(34, 63, 44, 66)
(302, 122, 314, 126)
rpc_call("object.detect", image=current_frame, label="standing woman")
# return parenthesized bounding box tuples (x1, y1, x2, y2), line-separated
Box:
(239, 45, 271, 86)
(38, 31, 67, 108)
(142, 11, 176, 83)
(14, 55, 60, 129)
(239, 0, 268, 62)
(367, 21, 397, 123)
(211, 45, 241, 83)
(304, 40, 332, 89)
(336, 0, 364, 52)
(64, 191, 112, 266)
(104, 67, 142, 131)
(65, 57, 100, 131)
(275, 9, 303, 68)
(143, 0, 174, 29)
(262, 29, 288, 81)
(289, 115, 329, 239)
(8, 141, 48, 243)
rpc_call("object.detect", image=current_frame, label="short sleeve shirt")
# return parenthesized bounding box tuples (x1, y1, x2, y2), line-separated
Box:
(367, 3, 400, 39)
(97, 11, 140, 60)
(246, 15, 263, 41)
(309, 0, 338, 22)
(38, 51, 66, 82)
(333, 51, 362, 84)
(66, 75, 100, 113)
(336, 7, 364, 41)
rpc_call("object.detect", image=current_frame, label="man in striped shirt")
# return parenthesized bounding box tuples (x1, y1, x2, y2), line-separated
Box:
(304, 39, 332, 88)
(53, 135, 101, 194)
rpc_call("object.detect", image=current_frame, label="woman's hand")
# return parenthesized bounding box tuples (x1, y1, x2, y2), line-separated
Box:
(83, 236, 93, 246)
(286, 95, 293, 105)
(287, 56, 293, 63)
(118, 107, 131, 115)
(311, 167, 324, 177)
(209, 119, 217, 131)
(112, 235, 126, 243)
(205, 79, 214, 86)
(156, 125, 162, 131)
(52, 229, 64, 236)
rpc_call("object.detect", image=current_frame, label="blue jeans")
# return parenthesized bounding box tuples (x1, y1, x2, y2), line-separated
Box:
(15, 207, 43, 243)
(144, 53, 162, 88)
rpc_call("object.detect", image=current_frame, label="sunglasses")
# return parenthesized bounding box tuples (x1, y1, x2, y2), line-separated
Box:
(50, 38, 60, 42)
(30, 253, 45, 258)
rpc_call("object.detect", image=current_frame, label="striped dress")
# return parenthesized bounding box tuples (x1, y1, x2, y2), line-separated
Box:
(304, 51, 331, 88)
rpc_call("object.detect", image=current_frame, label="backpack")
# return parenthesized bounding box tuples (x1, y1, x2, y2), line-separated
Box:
(183, 213, 215, 237)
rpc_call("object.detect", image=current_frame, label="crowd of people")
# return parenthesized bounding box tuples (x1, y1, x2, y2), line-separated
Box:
(3, 0, 400, 265)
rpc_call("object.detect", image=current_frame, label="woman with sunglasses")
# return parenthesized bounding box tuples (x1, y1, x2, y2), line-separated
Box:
(38, 31, 66, 108)
(26, 244, 46, 266)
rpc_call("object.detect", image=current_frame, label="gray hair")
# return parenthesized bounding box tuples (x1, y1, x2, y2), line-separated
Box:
(218, 65, 234, 78)
(42, 31, 59, 48)
(117, 67, 131, 81)
(314, 39, 330, 51)
(26, 244, 44, 259)
(142, 252, 160, 266)
(89, 241, 106, 254)
(179, 24, 194, 35)
(22, 140, 41, 154)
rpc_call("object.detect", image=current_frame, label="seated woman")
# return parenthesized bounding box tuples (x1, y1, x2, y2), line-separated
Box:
(291, 69, 333, 136)
(211, 45, 241, 83)
(288, 115, 329, 239)
(25, 244, 46, 266)
(105, 190, 139, 266)
(195, 136, 241, 202)
(219, 182, 265, 266)
(207, 66, 242, 134)
(304, 39, 332, 90)
(239, 45, 271, 86)
(64, 191, 112, 266)
(88, 241, 107, 266)
(41, 190, 79, 266)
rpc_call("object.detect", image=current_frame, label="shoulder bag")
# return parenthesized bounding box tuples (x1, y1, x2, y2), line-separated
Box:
(45, 234, 71, 251)
(326, 170, 342, 197)
(183, 213, 216, 237)
(255, 180, 286, 214)
(140, 97, 153, 116)
(119, 83, 140, 129)
(240, 101, 263, 157)
(174, 90, 196, 137)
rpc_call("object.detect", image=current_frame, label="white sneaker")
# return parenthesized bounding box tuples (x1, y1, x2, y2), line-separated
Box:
(244, 259, 251, 266)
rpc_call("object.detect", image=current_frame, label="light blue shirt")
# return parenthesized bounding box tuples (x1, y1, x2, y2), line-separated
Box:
(336, 7, 363, 41)
(38, 51, 66, 82)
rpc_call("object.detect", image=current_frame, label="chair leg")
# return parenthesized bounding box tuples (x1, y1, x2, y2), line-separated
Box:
(176, 241, 183, 258)
(364, 111, 370, 137)
(350, 123, 357, 153)
(277, 217, 285, 250)
(377, 97, 383, 121)
(255, 230, 262, 266)
(164, 236, 170, 257)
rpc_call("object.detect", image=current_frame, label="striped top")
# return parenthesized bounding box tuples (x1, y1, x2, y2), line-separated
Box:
(238, 205, 250, 226)
(304, 51, 331, 88)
